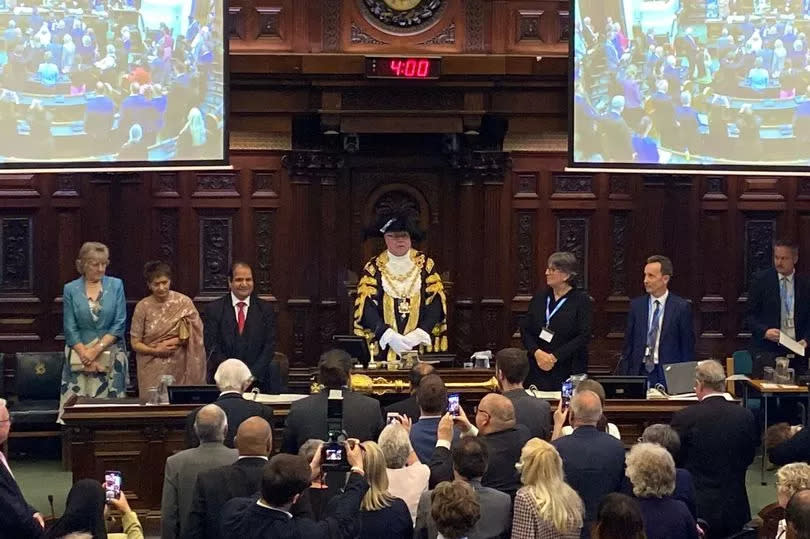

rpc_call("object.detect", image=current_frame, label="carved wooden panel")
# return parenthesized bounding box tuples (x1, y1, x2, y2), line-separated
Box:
(744, 219, 775, 291)
(0, 216, 32, 293)
(518, 10, 544, 42)
(610, 213, 628, 297)
(254, 210, 275, 295)
(514, 173, 538, 198)
(552, 173, 594, 199)
(157, 211, 178, 270)
(194, 173, 239, 197)
(515, 211, 535, 296)
(199, 216, 233, 293)
(557, 217, 589, 288)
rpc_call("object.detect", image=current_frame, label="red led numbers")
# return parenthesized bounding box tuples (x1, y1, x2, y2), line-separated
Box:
(388, 58, 431, 78)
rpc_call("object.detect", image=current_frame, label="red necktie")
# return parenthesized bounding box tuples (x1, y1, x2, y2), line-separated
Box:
(237, 302, 246, 335)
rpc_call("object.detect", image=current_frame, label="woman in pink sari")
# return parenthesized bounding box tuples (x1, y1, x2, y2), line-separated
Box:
(130, 261, 205, 397)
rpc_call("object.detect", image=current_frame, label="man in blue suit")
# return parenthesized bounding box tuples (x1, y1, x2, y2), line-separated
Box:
(619, 255, 695, 389)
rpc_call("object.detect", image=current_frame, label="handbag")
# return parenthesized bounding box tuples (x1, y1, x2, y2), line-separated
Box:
(177, 318, 190, 343)
(69, 339, 113, 373)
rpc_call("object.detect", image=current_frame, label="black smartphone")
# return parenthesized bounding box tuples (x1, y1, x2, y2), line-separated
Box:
(104, 470, 121, 502)
(561, 379, 574, 408)
(448, 393, 461, 416)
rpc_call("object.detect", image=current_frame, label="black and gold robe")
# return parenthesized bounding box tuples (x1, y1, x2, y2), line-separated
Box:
(353, 249, 447, 362)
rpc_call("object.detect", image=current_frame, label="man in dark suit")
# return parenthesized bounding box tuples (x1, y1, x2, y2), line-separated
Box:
(415, 432, 512, 539)
(384, 362, 435, 423)
(454, 393, 531, 499)
(675, 91, 701, 152)
(620, 255, 695, 389)
(185, 359, 274, 448)
(281, 350, 384, 454)
(671, 360, 759, 539)
(747, 239, 810, 377)
(495, 347, 551, 440)
(553, 390, 626, 537)
(162, 404, 238, 539)
(204, 261, 278, 393)
(409, 373, 459, 463)
(185, 417, 311, 539)
(786, 489, 810, 539)
(0, 398, 45, 538)
(221, 450, 367, 539)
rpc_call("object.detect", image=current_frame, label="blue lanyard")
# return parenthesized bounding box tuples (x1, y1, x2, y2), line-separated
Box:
(782, 278, 794, 316)
(546, 296, 568, 326)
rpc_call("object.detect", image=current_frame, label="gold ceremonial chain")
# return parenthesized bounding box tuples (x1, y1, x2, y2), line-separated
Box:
(380, 262, 421, 317)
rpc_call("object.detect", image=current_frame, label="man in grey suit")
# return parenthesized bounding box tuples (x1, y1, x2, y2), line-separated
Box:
(495, 347, 551, 440)
(161, 403, 238, 539)
(415, 432, 511, 539)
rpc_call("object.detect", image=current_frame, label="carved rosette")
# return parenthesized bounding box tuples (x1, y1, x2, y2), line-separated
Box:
(360, 0, 446, 34)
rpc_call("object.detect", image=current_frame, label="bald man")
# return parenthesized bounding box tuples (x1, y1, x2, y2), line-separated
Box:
(385, 362, 435, 423)
(552, 390, 625, 537)
(185, 417, 312, 539)
(162, 404, 238, 539)
(454, 393, 531, 498)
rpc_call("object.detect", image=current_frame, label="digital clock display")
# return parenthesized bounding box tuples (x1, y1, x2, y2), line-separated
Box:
(365, 57, 441, 79)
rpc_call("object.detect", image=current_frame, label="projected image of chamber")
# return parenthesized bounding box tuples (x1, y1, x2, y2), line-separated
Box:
(0, 0, 225, 166)
(572, 0, 810, 168)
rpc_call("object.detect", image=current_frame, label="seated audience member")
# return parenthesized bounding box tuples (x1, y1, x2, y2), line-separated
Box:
(298, 439, 329, 520)
(379, 421, 429, 523)
(454, 393, 531, 498)
(358, 441, 413, 538)
(186, 358, 274, 448)
(748, 56, 770, 89)
(592, 493, 646, 539)
(625, 443, 697, 539)
(415, 432, 511, 539)
(770, 422, 810, 465)
(185, 417, 311, 539)
(36, 51, 59, 85)
(786, 489, 810, 539)
(410, 373, 458, 463)
(675, 92, 700, 152)
(555, 379, 620, 440)
(221, 449, 368, 539)
(495, 347, 551, 440)
(552, 390, 626, 536)
(118, 123, 148, 161)
(282, 349, 384, 454)
(512, 438, 584, 538)
(670, 360, 759, 539)
(775, 464, 810, 539)
(385, 362, 435, 423)
(45, 479, 143, 539)
(599, 95, 634, 162)
(637, 423, 696, 517)
(430, 481, 481, 539)
(631, 116, 659, 163)
(163, 404, 238, 539)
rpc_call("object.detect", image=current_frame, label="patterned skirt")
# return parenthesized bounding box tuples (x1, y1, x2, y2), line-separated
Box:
(57, 344, 129, 423)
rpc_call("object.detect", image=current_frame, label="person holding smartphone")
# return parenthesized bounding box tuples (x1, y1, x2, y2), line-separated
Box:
(521, 252, 592, 391)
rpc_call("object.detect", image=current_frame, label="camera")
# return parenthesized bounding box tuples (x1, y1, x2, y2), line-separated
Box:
(321, 431, 351, 472)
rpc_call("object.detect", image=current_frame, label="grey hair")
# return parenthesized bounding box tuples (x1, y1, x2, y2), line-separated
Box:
(214, 358, 253, 391)
(75, 242, 109, 274)
(547, 251, 579, 284)
(194, 404, 227, 443)
(695, 360, 726, 392)
(378, 423, 413, 469)
(777, 463, 810, 499)
(570, 390, 601, 425)
(626, 443, 676, 498)
(299, 439, 323, 464)
(641, 424, 680, 459)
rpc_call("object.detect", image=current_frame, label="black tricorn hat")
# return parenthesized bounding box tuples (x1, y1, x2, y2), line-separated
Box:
(365, 212, 425, 242)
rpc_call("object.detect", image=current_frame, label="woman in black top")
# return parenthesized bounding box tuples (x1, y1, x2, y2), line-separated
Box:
(358, 440, 413, 539)
(521, 251, 592, 391)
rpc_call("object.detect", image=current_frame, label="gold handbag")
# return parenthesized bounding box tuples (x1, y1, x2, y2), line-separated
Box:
(177, 318, 190, 343)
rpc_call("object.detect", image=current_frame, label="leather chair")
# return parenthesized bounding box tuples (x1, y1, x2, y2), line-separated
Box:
(8, 352, 63, 430)
(269, 351, 289, 394)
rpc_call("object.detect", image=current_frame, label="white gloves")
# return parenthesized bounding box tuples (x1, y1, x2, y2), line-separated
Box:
(380, 328, 431, 355)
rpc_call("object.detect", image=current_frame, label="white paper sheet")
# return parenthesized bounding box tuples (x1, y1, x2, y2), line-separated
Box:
(779, 332, 807, 356)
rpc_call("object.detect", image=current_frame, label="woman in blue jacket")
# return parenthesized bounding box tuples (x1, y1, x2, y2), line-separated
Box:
(58, 241, 128, 421)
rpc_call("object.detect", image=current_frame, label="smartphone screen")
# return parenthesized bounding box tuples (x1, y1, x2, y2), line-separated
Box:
(561, 380, 574, 408)
(448, 393, 461, 416)
(104, 471, 121, 502)
(386, 412, 400, 425)
(325, 446, 343, 461)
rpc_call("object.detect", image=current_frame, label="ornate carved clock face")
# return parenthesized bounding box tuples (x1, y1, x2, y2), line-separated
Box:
(383, 0, 422, 10)
(361, 0, 446, 33)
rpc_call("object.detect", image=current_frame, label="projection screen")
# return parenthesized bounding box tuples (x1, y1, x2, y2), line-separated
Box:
(571, 0, 810, 171)
(0, 0, 226, 170)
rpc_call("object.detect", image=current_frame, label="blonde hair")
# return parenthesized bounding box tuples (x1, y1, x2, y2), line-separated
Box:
(75, 242, 109, 274)
(518, 438, 584, 533)
(626, 443, 675, 498)
(360, 441, 395, 511)
(776, 463, 810, 500)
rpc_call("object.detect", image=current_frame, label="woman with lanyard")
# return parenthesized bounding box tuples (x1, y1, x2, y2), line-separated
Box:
(521, 251, 593, 390)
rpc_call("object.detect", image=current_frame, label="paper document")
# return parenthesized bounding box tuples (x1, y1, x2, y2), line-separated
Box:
(779, 333, 807, 356)
(726, 374, 751, 381)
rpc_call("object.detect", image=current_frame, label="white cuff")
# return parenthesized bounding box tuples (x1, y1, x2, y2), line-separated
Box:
(435, 439, 451, 450)
(460, 425, 479, 438)
(409, 328, 432, 346)
(380, 328, 396, 350)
